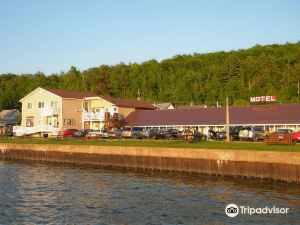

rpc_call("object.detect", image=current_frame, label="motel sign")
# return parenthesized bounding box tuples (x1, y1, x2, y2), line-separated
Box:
(250, 96, 277, 103)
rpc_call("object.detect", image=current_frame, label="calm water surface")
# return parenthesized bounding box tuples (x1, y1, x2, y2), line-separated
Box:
(0, 160, 299, 225)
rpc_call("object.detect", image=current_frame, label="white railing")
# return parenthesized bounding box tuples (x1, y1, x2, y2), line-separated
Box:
(41, 107, 60, 116)
(13, 125, 60, 136)
(82, 110, 105, 121)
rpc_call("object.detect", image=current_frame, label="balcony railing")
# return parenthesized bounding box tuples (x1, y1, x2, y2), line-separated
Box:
(41, 107, 60, 116)
(82, 110, 105, 121)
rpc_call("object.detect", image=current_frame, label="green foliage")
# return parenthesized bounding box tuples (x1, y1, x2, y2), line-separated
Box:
(1, 42, 300, 111)
(234, 99, 250, 106)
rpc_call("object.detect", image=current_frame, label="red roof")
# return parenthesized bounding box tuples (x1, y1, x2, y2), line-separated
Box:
(126, 104, 300, 126)
(44, 88, 99, 99)
(101, 96, 155, 110)
(43, 88, 154, 109)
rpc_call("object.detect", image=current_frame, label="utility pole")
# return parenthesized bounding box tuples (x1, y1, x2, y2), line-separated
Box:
(226, 96, 230, 142)
(137, 89, 141, 100)
(297, 81, 300, 102)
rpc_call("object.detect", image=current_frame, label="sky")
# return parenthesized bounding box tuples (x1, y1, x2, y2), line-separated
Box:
(0, 0, 300, 75)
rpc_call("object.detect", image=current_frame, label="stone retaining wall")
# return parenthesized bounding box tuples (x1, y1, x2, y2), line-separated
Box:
(0, 143, 299, 183)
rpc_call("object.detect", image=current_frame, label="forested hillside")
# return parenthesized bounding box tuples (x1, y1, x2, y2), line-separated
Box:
(1, 42, 300, 110)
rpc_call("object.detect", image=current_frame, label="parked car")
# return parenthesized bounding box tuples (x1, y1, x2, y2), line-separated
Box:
(216, 126, 243, 141)
(292, 131, 300, 142)
(57, 129, 78, 138)
(208, 129, 218, 140)
(216, 130, 227, 140)
(230, 126, 243, 140)
(121, 127, 144, 139)
(265, 129, 296, 145)
(74, 129, 91, 138)
(191, 130, 206, 141)
(100, 129, 110, 139)
(239, 126, 265, 141)
(142, 129, 159, 139)
(108, 128, 122, 139)
(86, 129, 102, 138)
(157, 129, 181, 140)
(276, 129, 295, 134)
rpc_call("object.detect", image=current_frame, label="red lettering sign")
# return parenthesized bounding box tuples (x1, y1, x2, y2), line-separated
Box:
(250, 96, 277, 102)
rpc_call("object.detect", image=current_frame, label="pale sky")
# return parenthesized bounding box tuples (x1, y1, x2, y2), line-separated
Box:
(1, 0, 299, 74)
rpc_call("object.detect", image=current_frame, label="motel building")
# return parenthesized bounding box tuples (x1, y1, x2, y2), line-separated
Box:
(14, 87, 154, 136)
(125, 103, 300, 134)
(14, 89, 300, 136)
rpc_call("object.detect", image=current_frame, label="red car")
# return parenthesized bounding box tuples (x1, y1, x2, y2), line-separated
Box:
(57, 129, 78, 138)
(264, 129, 295, 146)
(292, 131, 300, 142)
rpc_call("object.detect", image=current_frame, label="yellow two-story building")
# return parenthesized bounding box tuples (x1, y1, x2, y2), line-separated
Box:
(15, 87, 154, 136)
(82, 95, 155, 130)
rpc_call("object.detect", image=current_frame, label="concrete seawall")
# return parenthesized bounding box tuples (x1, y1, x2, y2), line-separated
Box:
(1, 143, 300, 183)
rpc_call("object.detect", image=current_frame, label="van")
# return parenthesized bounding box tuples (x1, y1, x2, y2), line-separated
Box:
(121, 127, 143, 139)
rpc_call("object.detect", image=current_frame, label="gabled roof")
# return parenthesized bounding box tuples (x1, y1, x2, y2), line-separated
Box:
(0, 109, 20, 122)
(101, 96, 155, 110)
(20, 87, 154, 109)
(125, 104, 300, 126)
(20, 87, 98, 102)
(44, 88, 98, 99)
(155, 103, 174, 110)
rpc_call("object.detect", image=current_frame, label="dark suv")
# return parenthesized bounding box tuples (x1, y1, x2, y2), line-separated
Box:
(156, 129, 182, 140)
(215, 126, 242, 141)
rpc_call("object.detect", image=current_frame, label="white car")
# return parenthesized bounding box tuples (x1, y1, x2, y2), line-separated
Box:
(87, 130, 102, 138)
(239, 127, 265, 141)
(87, 129, 109, 138)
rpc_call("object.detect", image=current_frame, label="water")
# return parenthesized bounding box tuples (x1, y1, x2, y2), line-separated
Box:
(0, 160, 299, 225)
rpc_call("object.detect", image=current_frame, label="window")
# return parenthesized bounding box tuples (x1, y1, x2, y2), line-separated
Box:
(114, 107, 117, 112)
(27, 103, 32, 109)
(51, 101, 58, 108)
(63, 119, 76, 126)
(26, 117, 34, 127)
(133, 127, 143, 131)
(38, 102, 44, 108)
(83, 102, 89, 111)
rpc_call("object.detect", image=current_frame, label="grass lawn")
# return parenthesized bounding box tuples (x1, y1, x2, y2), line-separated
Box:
(1, 137, 300, 152)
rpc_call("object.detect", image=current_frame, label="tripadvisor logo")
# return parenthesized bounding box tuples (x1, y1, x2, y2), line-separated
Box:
(225, 204, 239, 217)
(225, 203, 289, 217)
